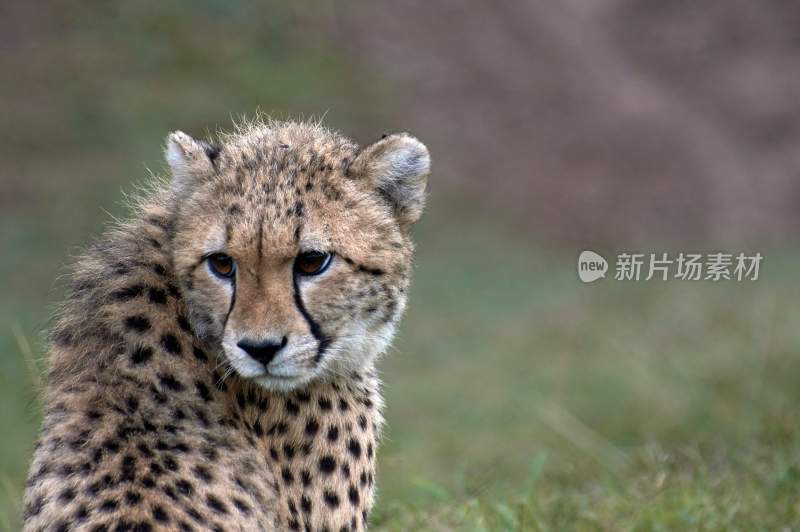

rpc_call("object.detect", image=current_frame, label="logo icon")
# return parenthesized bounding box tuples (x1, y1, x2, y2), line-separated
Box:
(578, 250, 608, 283)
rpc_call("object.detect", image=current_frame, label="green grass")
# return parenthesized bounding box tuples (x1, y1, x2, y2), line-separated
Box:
(368, 212, 800, 530)
(4, 207, 800, 530)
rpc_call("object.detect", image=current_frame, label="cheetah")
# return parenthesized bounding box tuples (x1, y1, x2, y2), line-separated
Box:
(22, 118, 430, 531)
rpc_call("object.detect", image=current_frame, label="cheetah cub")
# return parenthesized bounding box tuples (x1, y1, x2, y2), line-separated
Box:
(23, 119, 430, 531)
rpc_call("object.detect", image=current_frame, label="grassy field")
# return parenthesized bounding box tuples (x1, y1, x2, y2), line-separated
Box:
(373, 221, 800, 530)
(2, 202, 800, 530)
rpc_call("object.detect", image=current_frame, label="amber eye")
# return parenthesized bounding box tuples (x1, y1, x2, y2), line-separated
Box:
(295, 251, 332, 276)
(208, 253, 235, 279)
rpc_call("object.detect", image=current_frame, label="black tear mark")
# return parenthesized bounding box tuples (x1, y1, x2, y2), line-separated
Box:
(292, 275, 331, 362)
(222, 276, 237, 331)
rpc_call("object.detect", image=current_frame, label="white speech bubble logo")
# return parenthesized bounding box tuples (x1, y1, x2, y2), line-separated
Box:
(577, 250, 608, 283)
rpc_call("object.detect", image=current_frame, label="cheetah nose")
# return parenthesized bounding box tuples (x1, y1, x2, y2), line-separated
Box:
(237, 336, 288, 365)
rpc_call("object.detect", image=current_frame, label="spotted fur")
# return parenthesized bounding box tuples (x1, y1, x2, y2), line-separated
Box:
(23, 119, 430, 531)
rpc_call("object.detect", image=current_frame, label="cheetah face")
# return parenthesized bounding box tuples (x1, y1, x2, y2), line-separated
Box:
(167, 123, 429, 391)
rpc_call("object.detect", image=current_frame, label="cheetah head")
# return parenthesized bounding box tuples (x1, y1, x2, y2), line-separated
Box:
(166, 121, 429, 391)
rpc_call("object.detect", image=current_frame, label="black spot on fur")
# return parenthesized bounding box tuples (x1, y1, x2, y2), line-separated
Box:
(163, 455, 179, 472)
(124, 315, 151, 332)
(206, 494, 228, 514)
(167, 284, 180, 298)
(99, 499, 118, 512)
(158, 374, 184, 391)
(232, 497, 251, 515)
(327, 425, 339, 442)
(323, 489, 340, 508)
(147, 216, 172, 232)
(347, 438, 362, 458)
(152, 504, 169, 522)
(319, 455, 336, 474)
(300, 494, 312, 513)
(112, 284, 145, 301)
(295, 390, 311, 402)
(195, 381, 212, 402)
(175, 478, 193, 496)
(193, 465, 214, 483)
(348, 485, 360, 505)
(59, 487, 76, 503)
(148, 287, 167, 305)
(103, 439, 121, 454)
(305, 418, 320, 437)
(74, 504, 89, 521)
(125, 491, 142, 506)
(283, 443, 296, 460)
(192, 346, 207, 361)
(173, 441, 190, 453)
(130, 346, 153, 365)
(177, 315, 192, 332)
(160, 333, 182, 356)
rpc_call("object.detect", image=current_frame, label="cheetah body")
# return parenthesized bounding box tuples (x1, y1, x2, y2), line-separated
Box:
(23, 119, 430, 531)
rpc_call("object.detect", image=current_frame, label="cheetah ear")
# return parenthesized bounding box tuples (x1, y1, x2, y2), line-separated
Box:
(165, 131, 220, 193)
(349, 133, 430, 228)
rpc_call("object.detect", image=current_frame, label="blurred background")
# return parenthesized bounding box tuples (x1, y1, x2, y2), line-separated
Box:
(2, 1, 800, 529)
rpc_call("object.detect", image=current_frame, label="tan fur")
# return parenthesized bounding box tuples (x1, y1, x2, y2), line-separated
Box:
(23, 118, 429, 531)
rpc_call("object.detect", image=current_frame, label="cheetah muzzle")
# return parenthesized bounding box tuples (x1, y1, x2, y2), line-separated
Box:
(23, 119, 430, 531)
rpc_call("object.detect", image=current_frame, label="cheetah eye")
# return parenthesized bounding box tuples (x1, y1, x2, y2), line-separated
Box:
(295, 251, 332, 276)
(208, 253, 236, 279)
